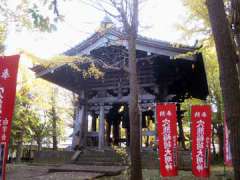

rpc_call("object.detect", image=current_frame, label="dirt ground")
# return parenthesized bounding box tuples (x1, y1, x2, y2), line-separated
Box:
(6, 164, 127, 180)
(6, 164, 234, 180)
(6, 164, 102, 180)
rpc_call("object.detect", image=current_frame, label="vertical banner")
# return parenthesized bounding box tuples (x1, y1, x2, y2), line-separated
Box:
(0, 55, 20, 180)
(156, 103, 178, 177)
(191, 105, 211, 177)
(224, 116, 232, 166)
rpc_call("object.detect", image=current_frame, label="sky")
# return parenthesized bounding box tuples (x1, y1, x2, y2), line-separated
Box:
(4, 0, 191, 58)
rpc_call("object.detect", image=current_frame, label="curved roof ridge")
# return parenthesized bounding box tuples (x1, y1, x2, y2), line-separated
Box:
(64, 27, 196, 56)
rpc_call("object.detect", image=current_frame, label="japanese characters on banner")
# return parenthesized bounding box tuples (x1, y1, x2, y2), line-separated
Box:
(0, 55, 20, 180)
(224, 115, 232, 166)
(191, 105, 211, 177)
(156, 103, 178, 177)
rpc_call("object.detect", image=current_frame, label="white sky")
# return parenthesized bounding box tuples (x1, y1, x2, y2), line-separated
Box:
(5, 0, 192, 58)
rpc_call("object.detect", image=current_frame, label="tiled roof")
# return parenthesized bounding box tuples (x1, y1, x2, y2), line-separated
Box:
(64, 28, 195, 56)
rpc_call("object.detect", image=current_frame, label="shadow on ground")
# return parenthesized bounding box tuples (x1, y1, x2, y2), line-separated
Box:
(7, 164, 233, 180)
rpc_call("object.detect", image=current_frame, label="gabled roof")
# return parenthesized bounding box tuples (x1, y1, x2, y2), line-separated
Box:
(31, 26, 209, 101)
(64, 28, 196, 57)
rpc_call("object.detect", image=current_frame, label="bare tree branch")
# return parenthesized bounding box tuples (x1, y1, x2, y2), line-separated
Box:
(109, 0, 131, 32)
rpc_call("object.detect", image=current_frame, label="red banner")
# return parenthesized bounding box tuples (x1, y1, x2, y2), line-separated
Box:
(224, 115, 232, 166)
(156, 103, 178, 177)
(191, 105, 211, 177)
(0, 55, 20, 180)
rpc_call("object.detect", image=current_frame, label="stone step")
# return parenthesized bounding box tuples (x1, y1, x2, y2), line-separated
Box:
(78, 153, 123, 159)
(79, 153, 122, 158)
(77, 157, 123, 162)
(75, 148, 127, 167)
(48, 164, 127, 177)
(81, 152, 120, 157)
(75, 161, 126, 166)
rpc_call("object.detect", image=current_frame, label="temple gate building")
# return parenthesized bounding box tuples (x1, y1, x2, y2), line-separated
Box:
(32, 20, 209, 151)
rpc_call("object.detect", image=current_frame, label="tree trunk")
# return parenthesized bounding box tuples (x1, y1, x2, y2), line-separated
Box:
(128, 0, 142, 176)
(216, 98, 224, 159)
(177, 103, 186, 150)
(52, 105, 58, 150)
(230, 0, 240, 82)
(177, 118, 186, 149)
(234, 34, 240, 82)
(216, 124, 224, 159)
(206, 0, 240, 179)
(16, 131, 24, 163)
(37, 138, 42, 152)
(237, 60, 240, 82)
(128, 34, 142, 179)
(212, 125, 216, 160)
(51, 88, 58, 151)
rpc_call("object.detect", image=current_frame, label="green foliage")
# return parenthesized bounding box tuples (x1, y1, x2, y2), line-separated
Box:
(11, 84, 43, 149)
(28, 7, 57, 32)
(29, 114, 51, 145)
(23, 50, 104, 79)
(179, 0, 223, 124)
(0, 0, 62, 32)
(113, 146, 129, 165)
(10, 59, 75, 154)
(0, 23, 6, 53)
(29, 81, 68, 146)
(81, 63, 104, 79)
(179, 0, 229, 45)
(178, 0, 211, 41)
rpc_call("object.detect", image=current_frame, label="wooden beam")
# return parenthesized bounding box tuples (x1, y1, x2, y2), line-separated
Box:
(87, 83, 155, 91)
(98, 104, 105, 150)
(88, 94, 155, 104)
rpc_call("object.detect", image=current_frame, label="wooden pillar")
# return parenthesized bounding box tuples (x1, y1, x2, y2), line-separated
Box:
(98, 104, 105, 150)
(71, 103, 84, 149)
(79, 91, 88, 148)
(72, 101, 80, 150)
(83, 107, 88, 147)
(113, 120, 120, 145)
(154, 105, 157, 147)
(106, 120, 111, 146)
(139, 106, 142, 150)
(91, 113, 97, 132)
(71, 91, 89, 150)
(90, 112, 98, 146)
